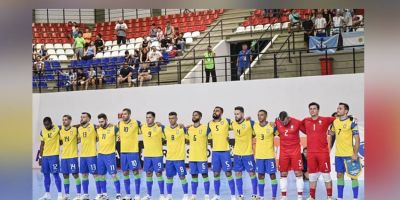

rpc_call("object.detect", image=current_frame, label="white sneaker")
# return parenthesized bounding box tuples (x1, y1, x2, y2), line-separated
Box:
(94, 194, 104, 200)
(210, 196, 220, 200)
(141, 195, 151, 200)
(204, 195, 210, 200)
(72, 194, 82, 200)
(58, 194, 68, 200)
(231, 196, 237, 200)
(116, 194, 123, 200)
(189, 195, 196, 200)
(281, 196, 287, 200)
(297, 195, 302, 200)
(80, 194, 90, 200)
(183, 194, 190, 200)
(237, 195, 244, 200)
(38, 193, 51, 200)
(250, 195, 257, 200)
(124, 195, 133, 200)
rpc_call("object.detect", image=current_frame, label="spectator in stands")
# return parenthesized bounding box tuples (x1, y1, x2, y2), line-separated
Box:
(310, 9, 318, 23)
(82, 41, 96, 61)
(94, 33, 105, 53)
(175, 32, 186, 52)
(167, 46, 178, 58)
(117, 62, 133, 87)
(142, 37, 150, 51)
(146, 46, 163, 68)
(157, 27, 166, 47)
(76, 68, 87, 90)
(236, 43, 252, 80)
(149, 23, 158, 42)
(72, 27, 80, 39)
(38, 45, 50, 61)
(124, 50, 136, 67)
(288, 9, 301, 33)
(96, 66, 105, 89)
(137, 63, 152, 87)
(85, 67, 96, 90)
(332, 11, 345, 35)
(314, 12, 327, 37)
(73, 31, 85, 60)
(323, 9, 333, 36)
(164, 21, 175, 44)
(343, 9, 353, 32)
(59, 68, 77, 91)
(32, 49, 38, 63)
(302, 13, 314, 52)
(115, 19, 128, 45)
(33, 56, 44, 75)
(83, 31, 92, 45)
(352, 15, 363, 31)
(203, 45, 217, 83)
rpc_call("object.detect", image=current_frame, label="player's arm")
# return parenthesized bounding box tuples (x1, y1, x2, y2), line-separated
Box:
(39, 131, 44, 166)
(351, 121, 360, 161)
(226, 118, 233, 130)
(250, 120, 256, 138)
(161, 125, 167, 145)
(115, 126, 120, 142)
(300, 118, 307, 134)
(207, 123, 213, 147)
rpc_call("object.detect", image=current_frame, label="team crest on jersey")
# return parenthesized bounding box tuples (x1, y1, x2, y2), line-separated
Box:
(242, 124, 246, 129)
(290, 125, 294, 129)
(319, 120, 322, 124)
(152, 126, 156, 131)
(221, 121, 224, 125)
(343, 124, 347, 129)
(70, 130, 73, 135)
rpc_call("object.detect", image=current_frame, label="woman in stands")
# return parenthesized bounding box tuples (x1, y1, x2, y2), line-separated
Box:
(137, 63, 152, 87)
(85, 67, 97, 90)
(96, 66, 105, 89)
(164, 21, 175, 44)
(94, 33, 105, 53)
(81, 41, 96, 61)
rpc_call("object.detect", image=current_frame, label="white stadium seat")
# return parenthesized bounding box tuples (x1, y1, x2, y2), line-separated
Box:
(254, 25, 264, 31)
(119, 50, 126, 56)
(245, 26, 255, 32)
(45, 44, 54, 49)
(54, 43, 63, 49)
(128, 50, 135, 55)
(95, 52, 103, 58)
(127, 44, 135, 50)
(111, 51, 119, 57)
(111, 45, 119, 51)
(119, 44, 127, 51)
(129, 38, 136, 44)
(235, 26, 245, 33)
(56, 49, 65, 55)
(272, 23, 281, 30)
(151, 41, 160, 47)
(135, 37, 144, 43)
(47, 49, 56, 55)
(105, 41, 113, 46)
(191, 31, 200, 38)
(63, 43, 72, 49)
(65, 49, 74, 56)
(35, 44, 43, 50)
(186, 37, 193, 44)
(263, 24, 272, 30)
(49, 55, 58, 60)
(58, 55, 68, 61)
(112, 40, 118, 45)
(183, 32, 192, 38)
(134, 43, 141, 49)
(103, 51, 111, 58)
(281, 22, 290, 30)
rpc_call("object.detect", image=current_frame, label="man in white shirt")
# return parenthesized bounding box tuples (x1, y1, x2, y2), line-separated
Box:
(343, 9, 353, 32)
(115, 19, 128, 45)
(146, 46, 163, 67)
(332, 11, 345, 35)
(314, 12, 327, 37)
(288, 9, 301, 33)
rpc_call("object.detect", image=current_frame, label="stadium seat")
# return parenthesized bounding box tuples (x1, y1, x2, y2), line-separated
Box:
(51, 60, 61, 68)
(119, 44, 127, 51)
(245, 26, 255, 32)
(105, 41, 113, 47)
(111, 45, 119, 51)
(56, 49, 65, 55)
(254, 25, 264, 31)
(103, 52, 111, 58)
(111, 51, 119, 57)
(151, 41, 160, 47)
(127, 44, 135, 50)
(47, 49, 56, 55)
(58, 55, 68, 61)
(263, 24, 272, 30)
(235, 26, 245, 33)
(35, 44, 43, 50)
(45, 43, 54, 49)
(281, 22, 290, 29)
(54, 43, 63, 49)
(49, 55, 58, 60)
(118, 51, 126, 57)
(272, 23, 281, 30)
(186, 37, 193, 44)
(183, 32, 192, 38)
(112, 40, 118, 46)
(63, 43, 72, 49)
(129, 38, 136, 44)
(65, 49, 74, 56)
(134, 43, 141, 49)
(135, 37, 144, 43)
(191, 31, 200, 38)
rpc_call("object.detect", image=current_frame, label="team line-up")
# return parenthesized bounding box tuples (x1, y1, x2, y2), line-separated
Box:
(37, 102, 361, 200)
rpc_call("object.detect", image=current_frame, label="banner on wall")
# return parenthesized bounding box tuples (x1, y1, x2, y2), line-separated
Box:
(309, 34, 339, 54)
(342, 31, 365, 47)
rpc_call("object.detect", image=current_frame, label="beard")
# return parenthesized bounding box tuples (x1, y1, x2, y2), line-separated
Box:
(192, 118, 200, 123)
(212, 114, 220, 120)
(235, 117, 243, 122)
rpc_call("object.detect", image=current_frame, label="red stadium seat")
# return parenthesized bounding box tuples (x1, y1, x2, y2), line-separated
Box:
(254, 9, 263, 16)
(34, 33, 41, 38)
(42, 33, 49, 38)
(48, 27, 55, 32)
(45, 38, 54, 43)
(281, 16, 289, 23)
(198, 11, 205, 16)
(41, 27, 47, 32)
(205, 19, 213, 25)
(33, 27, 38, 33)
(58, 27, 64, 32)
(211, 14, 218, 20)
(34, 38, 41, 44)
(51, 32, 58, 38)
(60, 32, 66, 38)
(105, 26, 112, 31)
(262, 18, 270, 25)
(242, 20, 250, 27)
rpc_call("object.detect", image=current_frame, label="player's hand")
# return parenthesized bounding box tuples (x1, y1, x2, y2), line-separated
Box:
(38, 158, 42, 166)
(178, 123, 185, 128)
(156, 122, 162, 127)
(185, 124, 192, 129)
(352, 154, 358, 161)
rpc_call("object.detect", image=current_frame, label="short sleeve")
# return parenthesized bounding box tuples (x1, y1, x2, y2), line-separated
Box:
(351, 121, 359, 135)
(137, 120, 142, 127)
(40, 131, 43, 141)
(273, 126, 278, 136)
(114, 126, 119, 134)
(250, 120, 255, 129)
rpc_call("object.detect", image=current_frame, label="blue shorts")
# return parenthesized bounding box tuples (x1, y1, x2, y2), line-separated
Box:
(80, 156, 97, 174)
(143, 156, 164, 173)
(41, 155, 60, 174)
(189, 161, 208, 175)
(256, 159, 276, 174)
(120, 153, 141, 171)
(233, 155, 256, 172)
(335, 156, 352, 173)
(166, 160, 187, 177)
(97, 153, 117, 175)
(61, 158, 79, 174)
(212, 151, 232, 172)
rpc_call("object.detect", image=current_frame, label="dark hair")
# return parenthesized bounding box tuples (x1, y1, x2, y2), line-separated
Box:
(147, 111, 155, 117)
(234, 106, 244, 113)
(193, 111, 202, 117)
(97, 113, 107, 120)
(122, 108, 131, 115)
(78, 31, 83, 35)
(43, 117, 52, 124)
(331, 112, 337, 117)
(169, 112, 177, 116)
(63, 115, 72, 120)
(125, 50, 129, 55)
(152, 23, 155, 26)
(308, 102, 320, 110)
(214, 106, 224, 113)
(96, 33, 102, 38)
(339, 102, 350, 111)
(81, 112, 91, 119)
(258, 109, 268, 115)
(279, 111, 288, 121)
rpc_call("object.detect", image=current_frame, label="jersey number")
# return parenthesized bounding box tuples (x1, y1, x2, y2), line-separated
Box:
(193, 135, 197, 141)
(102, 134, 106, 139)
(216, 125, 219, 131)
(48, 133, 52, 138)
(260, 134, 265, 140)
(237, 129, 241, 135)
(124, 127, 128, 132)
(64, 136, 70, 142)
(284, 130, 289, 136)
(337, 129, 342, 135)
(83, 132, 87, 138)
(147, 131, 152, 137)
(171, 135, 175, 140)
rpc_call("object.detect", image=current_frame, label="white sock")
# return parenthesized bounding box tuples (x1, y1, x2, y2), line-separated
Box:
(45, 192, 50, 197)
(296, 176, 304, 193)
(280, 177, 288, 194)
(58, 192, 63, 197)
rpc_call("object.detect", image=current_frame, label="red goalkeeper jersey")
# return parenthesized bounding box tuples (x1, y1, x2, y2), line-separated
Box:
(275, 117, 302, 155)
(302, 116, 336, 153)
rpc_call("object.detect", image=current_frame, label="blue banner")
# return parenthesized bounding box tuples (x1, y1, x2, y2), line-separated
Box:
(309, 34, 339, 54)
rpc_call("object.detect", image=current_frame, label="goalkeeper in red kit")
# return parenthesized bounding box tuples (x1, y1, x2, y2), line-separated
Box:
(301, 102, 336, 200)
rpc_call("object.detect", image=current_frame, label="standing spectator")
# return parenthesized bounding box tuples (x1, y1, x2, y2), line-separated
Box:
(314, 12, 327, 37)
(137, 64, 152, 87)
(39, 45, 50, 60)
(94, 33, 105, 52)
(76, 68, 87, 90)
(149, 23, 158, 42)
(82, 41, 96, 61)
(85, 67, 96, 90)
(72, 27, 80, 39)
(96, 66, 105, 89)
(117, 62, 133, 87)
(203, 45, 217, 83)
(32, 48, 38, 62)
(343, 9, 353, 32)
(332, 11, 345, 35)
(302, 13, 314, 52)
(352, 15, 363, 31)
(73, 31, 85, 60)
(288, 9, 301, 33)
(236, 43, 252, 80)
(310, 9, 318, 23)
(175, 33, 186, 52)
(139, 47, 149, 66)
(115, 19, 128, 45)
(33, 56, 44, 74)
(164, 21, 175, 44)
(146, 46, 163, 67)
(141, 37, 150, 50)
(323, 9, 333, 36)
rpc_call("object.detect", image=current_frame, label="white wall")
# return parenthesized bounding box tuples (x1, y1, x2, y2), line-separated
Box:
(32, 74, 364, 180)
(182, 40, 231, 84)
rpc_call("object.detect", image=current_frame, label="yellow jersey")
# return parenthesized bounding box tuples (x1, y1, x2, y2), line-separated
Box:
(78, 123, 97, 157)
(208, 118, 231, 151)
(41, 125, 61, 157)
(118, 119, 141, 153)
(253, 122, 277, 159)
(141, 123, 165, 157)
(331, 118, 359, 157)
(231, 120, 255, 156)
(187, 124, 210, 162)
(97, 124, 118, 155)
(164, 125, 187, 161)
(60, 126, 78, 159)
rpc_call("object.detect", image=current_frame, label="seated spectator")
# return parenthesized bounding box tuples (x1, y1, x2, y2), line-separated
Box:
(32, 49, 38, 62)
(33, 56, 44, 74)
(175, 33, 186, 52)
(76, 68, 87, 90)
(85, 67, 96, 90)
(149, 23, 158, 42)
(146, 46, 163, 67)
(164, 21, 175, 44)
(117, 62, 133, 87)
(115, 19, 128, 45)
(142, 37, 150, 50)
(157, 27, 166, 47)
(124, 50, 135, 66)
(59, 69, 77, 91)
(352, 15, 363, 31)
(96, 66, 105, 89)
(73, 31, 85, 60)
(302, 14, 314, 52)
(139, 47, 150, 65)
(137, 64, 152, 87)
(82, 41, 96, 61)
(288, 9, 301, 33)
(39, 45, 50, 60)
(314, 12, 327, 37)
(94, 33, 105, 53)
